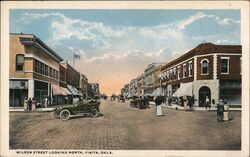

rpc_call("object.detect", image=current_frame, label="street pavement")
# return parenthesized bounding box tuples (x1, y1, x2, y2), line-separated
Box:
(9, 99, 241, 150)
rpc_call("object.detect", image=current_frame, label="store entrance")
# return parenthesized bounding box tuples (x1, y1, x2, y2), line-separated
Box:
(199, 86, 211, 107)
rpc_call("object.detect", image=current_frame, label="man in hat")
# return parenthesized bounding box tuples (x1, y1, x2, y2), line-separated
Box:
(217, 99, 224, 122)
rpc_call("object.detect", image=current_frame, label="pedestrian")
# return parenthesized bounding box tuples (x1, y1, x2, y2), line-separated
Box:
(183, 96, 188, 110)
(217, 99, 224, 122)
(44, 97, 48, 108)
(168, 97, 172, 106)
(205, 96, 210, 110)
(155, 96, 164, 116)
(24, 97, 28, 111)
(28, 98, 32, 111)
(223, 100, 230, 121)
(32, 98, 36, 111)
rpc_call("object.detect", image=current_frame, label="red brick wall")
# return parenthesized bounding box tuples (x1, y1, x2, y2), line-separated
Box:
(167, 58, 194, 85)
(196, 55, 213, 80)
(217, 55, 241, 80)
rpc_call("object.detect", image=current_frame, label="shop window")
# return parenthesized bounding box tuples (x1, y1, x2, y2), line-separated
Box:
(221, 58, 229, 74)
(201, 59, 209, 75)
(16, 54, 24, 71)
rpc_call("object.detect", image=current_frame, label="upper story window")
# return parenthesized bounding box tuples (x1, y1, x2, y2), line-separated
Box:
(221, 57, 229, 74)
(188, 62, 193, 77)
(173, 68, 176, 80)
(201, 59, 209, 75)
(16, 54, 25, 71)
(183, 64, 187, 78)
(177, 67, 180, 80)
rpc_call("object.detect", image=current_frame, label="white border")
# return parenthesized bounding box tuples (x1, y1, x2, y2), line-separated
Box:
(1, 1, 249, 157)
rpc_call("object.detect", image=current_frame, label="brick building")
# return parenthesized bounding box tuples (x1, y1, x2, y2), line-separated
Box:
(60, 61, 81, 103)
(160, 42, 241, 107)
(9, 33, 63, 107)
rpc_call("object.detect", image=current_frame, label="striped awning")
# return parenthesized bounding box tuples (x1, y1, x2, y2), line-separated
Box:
(52, 85, 68, 96)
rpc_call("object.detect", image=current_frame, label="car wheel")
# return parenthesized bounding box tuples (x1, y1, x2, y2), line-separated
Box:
(91, 108, 99, 118)
(60, 109, 70, 121)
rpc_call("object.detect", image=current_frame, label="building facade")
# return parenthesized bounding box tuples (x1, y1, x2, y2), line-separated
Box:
(136, 74, 145, 97)
(160, 42, 241, 107)
(60, 61, 81, 103)
(9, 33, 63, 107)
(129, 79, 137, 98)
(89, 83, 100, 99)
(79, 73, 88, 99)
(144, 63, 164, 95)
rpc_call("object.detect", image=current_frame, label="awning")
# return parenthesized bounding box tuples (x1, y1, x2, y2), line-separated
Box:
(62, 87, 72, 95)
(67, 85, 80, 96)
(151, 88, 162, 97)
(173, 82, 193, 97)
(52, 85, 67, 96)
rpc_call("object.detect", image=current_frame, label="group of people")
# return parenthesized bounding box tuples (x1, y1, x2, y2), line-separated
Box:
(167, 95, 195, 110)
(24, 97, 48, 111)
(217, 99, 230, 122)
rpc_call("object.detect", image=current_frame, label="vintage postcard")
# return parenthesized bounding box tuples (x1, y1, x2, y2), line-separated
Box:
(1, 1, 249, 157)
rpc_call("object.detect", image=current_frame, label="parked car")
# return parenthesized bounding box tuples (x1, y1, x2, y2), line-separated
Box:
(118, 95, 125, 102)
(129, 96, 149, 109)
(54, 100, 100, 121)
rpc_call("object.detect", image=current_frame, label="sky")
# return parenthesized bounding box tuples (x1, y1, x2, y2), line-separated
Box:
(10, 9, 240, 95)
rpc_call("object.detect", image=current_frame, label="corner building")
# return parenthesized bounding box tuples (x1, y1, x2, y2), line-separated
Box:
(161, 42, 241, 107)
(9, 33, 63, 107)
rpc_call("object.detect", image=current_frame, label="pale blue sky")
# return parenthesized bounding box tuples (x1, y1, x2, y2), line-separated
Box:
(10, 9, 241, 94)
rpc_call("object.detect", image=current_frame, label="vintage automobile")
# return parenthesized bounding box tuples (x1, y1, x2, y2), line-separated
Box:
(54, 100, 100, 121)
(117, 95, 125, 102)
(129, 96, 149, 109)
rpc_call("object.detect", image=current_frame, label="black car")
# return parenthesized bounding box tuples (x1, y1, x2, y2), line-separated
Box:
(54, 100, 100, 121)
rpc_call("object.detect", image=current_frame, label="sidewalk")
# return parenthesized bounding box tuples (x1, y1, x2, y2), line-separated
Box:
(161, 104, 241, 111)
(9, 107, 56, 112)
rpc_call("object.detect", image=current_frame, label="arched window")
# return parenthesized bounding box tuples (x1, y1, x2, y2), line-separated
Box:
(16, 54, 24, 71)
(201, 59, 209, 75)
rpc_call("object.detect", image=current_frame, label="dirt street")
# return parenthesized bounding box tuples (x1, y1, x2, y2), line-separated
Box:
(9, 99, 241, 150)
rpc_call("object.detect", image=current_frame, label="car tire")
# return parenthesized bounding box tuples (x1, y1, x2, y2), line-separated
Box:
(60, 109, 70, 121)
(91, 108, 99, 118)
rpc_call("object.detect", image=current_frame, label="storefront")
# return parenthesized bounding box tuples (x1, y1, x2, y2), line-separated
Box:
(34, 80, 50, 106)
(219, 80, 241, 106)
(9, 80, 28, 107)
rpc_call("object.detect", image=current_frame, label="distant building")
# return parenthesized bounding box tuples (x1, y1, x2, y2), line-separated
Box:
(160, 42, 241, 107)
(79, 73, 88, 99)
(9, 33, 63, 107)
(144, 63, 164, 95)
(60, 61, 81, 103)
(89, 83, 100, 99)
(129, 79, 137, 98)
(136, 74, 145, 97)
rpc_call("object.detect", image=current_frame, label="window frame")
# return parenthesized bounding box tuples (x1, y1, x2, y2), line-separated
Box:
(188, 61, 193, 77)
(16, 54, 25, 72)
(200, 59, 209, 75)
(220, 57, 230, 74)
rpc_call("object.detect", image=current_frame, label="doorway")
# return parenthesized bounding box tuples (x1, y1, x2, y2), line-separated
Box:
(199, 86, 211, 107)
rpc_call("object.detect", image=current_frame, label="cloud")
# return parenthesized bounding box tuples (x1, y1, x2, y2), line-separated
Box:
(177, 12, 240, 30)
(144, 49, 164, 57)
(216, 39, 237, 44)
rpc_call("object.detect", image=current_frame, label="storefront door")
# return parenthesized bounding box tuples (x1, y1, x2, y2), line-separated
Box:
(199, 86, 211, 107)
